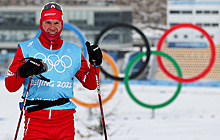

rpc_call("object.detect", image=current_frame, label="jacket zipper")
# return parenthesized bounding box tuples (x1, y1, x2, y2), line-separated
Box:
(50, 41, 52, 50)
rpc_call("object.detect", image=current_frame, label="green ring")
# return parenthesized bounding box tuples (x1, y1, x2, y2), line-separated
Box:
(124, 51, 182, 109)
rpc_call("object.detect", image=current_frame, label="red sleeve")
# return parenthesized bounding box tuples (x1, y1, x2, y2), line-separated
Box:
(75, 54, 100, 90)
(5, 46, 26, 92)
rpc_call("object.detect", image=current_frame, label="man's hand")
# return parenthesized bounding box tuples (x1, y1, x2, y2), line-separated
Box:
(85, 41, 103, 66)
(18, 58, 48, 78)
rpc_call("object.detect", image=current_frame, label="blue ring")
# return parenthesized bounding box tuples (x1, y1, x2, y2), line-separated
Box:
(35, 23, 87, 59)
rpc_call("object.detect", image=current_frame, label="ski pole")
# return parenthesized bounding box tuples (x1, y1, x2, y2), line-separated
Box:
(93, 61, 108, 140)
(14, 75, 32, 140)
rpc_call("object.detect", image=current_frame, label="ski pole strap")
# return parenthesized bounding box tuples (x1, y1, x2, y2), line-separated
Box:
(25, 98, 70, 113)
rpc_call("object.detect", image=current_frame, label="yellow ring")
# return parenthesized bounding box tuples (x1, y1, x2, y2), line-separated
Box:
(71, 51, 119, 108)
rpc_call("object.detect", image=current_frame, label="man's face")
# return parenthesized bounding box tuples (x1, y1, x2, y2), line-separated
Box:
(42, 19, 62, 36)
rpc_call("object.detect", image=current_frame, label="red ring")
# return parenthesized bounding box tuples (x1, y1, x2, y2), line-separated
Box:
(157, 23, 216, 83)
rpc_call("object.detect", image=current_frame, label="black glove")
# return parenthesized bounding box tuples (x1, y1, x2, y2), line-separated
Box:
(85, 41, 103, 66)
(18, 58, 48, 78)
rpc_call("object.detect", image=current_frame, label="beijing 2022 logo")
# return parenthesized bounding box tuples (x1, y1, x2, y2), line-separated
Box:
(34, 53, 72, 73)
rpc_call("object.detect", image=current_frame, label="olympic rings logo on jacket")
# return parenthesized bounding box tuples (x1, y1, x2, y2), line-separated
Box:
(34, 53, 72, 73)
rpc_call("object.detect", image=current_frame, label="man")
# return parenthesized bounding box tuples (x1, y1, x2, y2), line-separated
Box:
(5, 2, 102, 139)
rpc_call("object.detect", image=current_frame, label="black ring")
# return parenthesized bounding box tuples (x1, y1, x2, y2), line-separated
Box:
(95, 23, 151, 81)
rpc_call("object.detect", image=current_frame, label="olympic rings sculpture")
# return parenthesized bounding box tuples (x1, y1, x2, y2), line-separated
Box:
(94, 23, 216, 109)
(34, 23, 216, 109)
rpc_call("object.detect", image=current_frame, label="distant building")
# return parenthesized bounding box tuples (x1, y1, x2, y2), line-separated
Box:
(167, 0, 220, 47)
(0, 5, 132, 52)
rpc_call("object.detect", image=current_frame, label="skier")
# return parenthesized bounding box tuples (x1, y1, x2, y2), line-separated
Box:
(5, 2, 102, 140)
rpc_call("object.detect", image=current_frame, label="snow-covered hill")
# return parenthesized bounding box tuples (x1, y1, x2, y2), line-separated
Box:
(1, 80, 220, 140)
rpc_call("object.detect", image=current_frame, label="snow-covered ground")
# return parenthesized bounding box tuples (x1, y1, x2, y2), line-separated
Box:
(1, 80, 220, 140)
